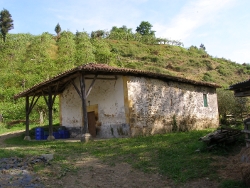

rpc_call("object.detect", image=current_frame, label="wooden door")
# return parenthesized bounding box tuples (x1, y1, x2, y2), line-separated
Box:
(88, 111, 96, 137)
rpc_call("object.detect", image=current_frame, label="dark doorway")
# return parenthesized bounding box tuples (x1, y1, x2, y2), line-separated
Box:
(88, 111, 96, 137)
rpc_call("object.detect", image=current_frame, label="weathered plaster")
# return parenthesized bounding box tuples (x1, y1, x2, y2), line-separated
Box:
(60, 75, 129, 138)
(127, 77, 219, 136)
(60, 74, 219, 138)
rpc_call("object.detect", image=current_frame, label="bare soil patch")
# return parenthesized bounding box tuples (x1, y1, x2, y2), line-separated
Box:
(40, 154, 219, 188)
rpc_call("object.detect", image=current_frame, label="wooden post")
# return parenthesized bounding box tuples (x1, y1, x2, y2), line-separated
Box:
(72, 73, 98, 142)
(24, 96, 31, 141)
(44, 88, 55, 141)
(80, 73, 89, 134)
(48, 88, 54, 140)
(23, 96, 40, 141)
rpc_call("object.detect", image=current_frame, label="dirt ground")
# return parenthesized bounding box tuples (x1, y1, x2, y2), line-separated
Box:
(0, 131, 246, 188)
(40, 154, 219, 188)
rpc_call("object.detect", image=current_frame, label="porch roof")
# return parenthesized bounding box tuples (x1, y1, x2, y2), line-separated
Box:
(14, 63, 221, 99)
(229, 79, 250, 97)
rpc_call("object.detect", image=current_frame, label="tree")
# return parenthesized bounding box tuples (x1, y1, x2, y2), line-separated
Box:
(217, 88, 250, 125)
(54, 23, 61, 38)
(91, 30, 108, 39)
(0, 9, 14, 42)
(57, 31, 76, 68)
(109, 25, 133, 41)
(200, 43, 206, 51)
(136, 21, 155, 36)
(75, 31, 95, 65)
(92, 38, 114, 64)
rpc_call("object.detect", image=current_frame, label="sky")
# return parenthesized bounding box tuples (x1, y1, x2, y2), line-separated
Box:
(0, 0, 249, 64)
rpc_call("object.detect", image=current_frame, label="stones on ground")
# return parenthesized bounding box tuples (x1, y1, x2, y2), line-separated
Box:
(0, 155, 52, 187)
(41, 154, 53, 161)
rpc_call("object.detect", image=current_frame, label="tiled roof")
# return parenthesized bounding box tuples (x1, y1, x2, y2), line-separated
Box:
(14, 63, 221, 99)
(229, 79, 250, 90)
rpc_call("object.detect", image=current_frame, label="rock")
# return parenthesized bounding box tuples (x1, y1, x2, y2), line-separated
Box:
(41, 154, 54, 161)
(0, 156, 46, 187)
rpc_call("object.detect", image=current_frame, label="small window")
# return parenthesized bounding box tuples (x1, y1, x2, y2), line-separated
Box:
(203, 94, 208, 107)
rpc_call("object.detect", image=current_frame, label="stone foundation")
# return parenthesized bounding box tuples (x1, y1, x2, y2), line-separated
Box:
(66, 123, 130, 139)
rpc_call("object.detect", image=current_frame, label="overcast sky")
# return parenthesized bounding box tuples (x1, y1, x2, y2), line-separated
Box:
(1, 0, 249, 64)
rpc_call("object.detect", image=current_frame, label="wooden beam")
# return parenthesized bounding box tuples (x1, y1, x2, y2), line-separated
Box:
(72, 79, 82, 98)
(86, 74, 97, 98)
(235, 91, 250, 97)
(43, 94, 48, 106)
(85, 76, 117, 80)
(29, 96, 40, 114)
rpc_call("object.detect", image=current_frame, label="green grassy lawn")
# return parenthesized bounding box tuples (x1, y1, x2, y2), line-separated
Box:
(0, 126, 247, 187)
(0, 120, 61, 135)
(0, 122, 31, 135)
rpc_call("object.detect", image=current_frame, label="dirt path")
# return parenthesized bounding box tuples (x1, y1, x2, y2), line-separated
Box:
(40, 155, 219, 188)
(0, 130, 24, 147)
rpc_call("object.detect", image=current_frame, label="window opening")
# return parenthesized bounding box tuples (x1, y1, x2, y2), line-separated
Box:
(203, 94, 208, 107)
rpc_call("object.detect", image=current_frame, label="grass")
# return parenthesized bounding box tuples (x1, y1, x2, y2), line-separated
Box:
(0, 122, 37, 135)
(0, 122, 62, 136)
(219, 180, 249, 188)
(1, 127, 246, 187)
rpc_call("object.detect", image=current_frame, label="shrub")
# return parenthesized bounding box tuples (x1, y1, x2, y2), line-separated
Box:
(203, 60, 213, 70)
(202, 72, 214, 82)
(218, 66, 230, 76)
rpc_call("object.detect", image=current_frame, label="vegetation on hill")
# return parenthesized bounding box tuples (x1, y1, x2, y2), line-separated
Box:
(0, 22, 249, 124)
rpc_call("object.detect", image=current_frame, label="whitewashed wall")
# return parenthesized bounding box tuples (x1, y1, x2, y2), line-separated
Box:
(60, 75, 129, 138)
(60, 74, 219, 138)
(127, 76, 219, 136)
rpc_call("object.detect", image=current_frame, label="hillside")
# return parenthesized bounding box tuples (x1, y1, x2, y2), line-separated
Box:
(0, 32, 249, 122)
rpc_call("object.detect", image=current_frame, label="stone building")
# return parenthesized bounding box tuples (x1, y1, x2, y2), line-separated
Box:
(14, 63, 220, 140)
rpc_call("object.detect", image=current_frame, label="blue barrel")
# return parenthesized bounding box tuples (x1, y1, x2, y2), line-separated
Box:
(58, 130, 70, 139)
(43, 131, 49, 140)
(35, 127, 44, 140)
(65, 130, 70, 138)
(53, 132, 60, 139)
(58, 130, 65, 138)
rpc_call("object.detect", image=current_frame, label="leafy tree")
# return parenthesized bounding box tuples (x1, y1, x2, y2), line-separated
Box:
(0, 33, 32, 68)
(57, 31, 76, 68)
(25, 33, 54, 64)
(91, 38, 114, 64)
(109, 25, 133, 41)
(217, 89, 250, 124)
(110, 25, 132, 33)
(75, 31, 95, 65)
(0, 9, 14, 42)
(54, 23, 61, 38)
(200, 43, 206, 51)
(136, 21, 155, 36)
(91, 30, 108, 39)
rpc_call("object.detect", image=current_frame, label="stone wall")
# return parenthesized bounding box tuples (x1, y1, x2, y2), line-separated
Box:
(127, 76, 219, 136)
(60, 75, 219, 138)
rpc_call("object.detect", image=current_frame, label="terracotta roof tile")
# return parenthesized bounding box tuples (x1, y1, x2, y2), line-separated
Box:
(14, 63, 221, 99)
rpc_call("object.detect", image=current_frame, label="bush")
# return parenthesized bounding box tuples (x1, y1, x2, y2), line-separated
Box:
(124, 62, 138, 69)
(203, 60, 213, 70)
(218, 66, 230, 76)
(202, 72, 214, 82)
